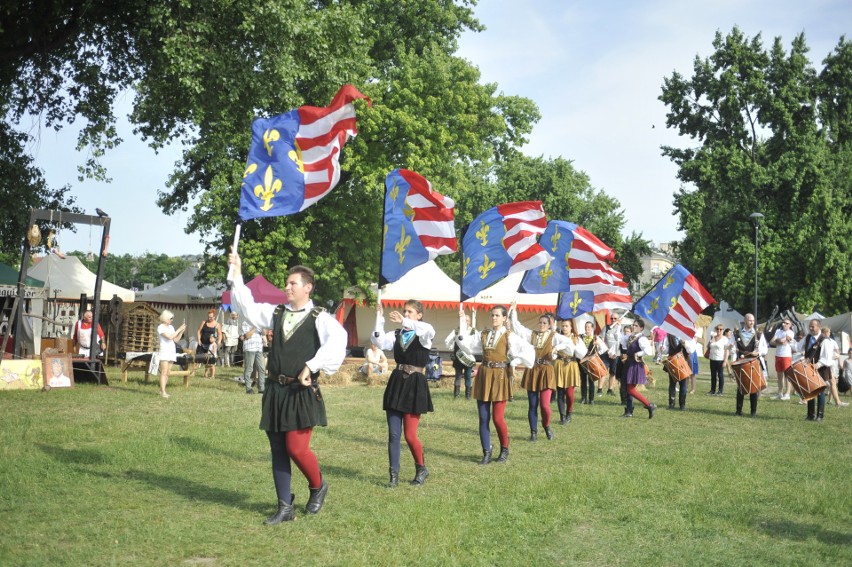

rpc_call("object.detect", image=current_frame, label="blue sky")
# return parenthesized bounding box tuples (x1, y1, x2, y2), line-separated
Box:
(29, 0, 851, 256)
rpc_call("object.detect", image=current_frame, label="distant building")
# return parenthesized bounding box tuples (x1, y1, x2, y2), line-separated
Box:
(635, 248, 677, 295)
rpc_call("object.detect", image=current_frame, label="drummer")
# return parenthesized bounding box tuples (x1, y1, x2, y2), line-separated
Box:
(510, 309, 576, 441)
(664, 334, 695, 410)
(733, 313, 768, 417)
(579, 320, 608, 405)
(796, 319, 830, 421)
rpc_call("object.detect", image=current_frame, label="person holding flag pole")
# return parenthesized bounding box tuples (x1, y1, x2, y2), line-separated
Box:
(374, 168, 456, 487)
(224, 85, 367, 524)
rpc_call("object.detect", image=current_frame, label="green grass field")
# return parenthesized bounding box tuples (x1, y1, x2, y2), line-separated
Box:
(1, 362, 850, 566)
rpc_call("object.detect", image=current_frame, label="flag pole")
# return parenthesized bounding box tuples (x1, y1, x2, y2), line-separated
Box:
(226, 222, 242, 289)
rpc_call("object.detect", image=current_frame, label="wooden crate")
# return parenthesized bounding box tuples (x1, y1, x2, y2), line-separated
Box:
(116, 303, 160, 354)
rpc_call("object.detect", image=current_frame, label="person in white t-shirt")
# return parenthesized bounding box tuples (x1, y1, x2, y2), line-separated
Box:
(770, 319, 795, 400)
(157, 309, 187, 398)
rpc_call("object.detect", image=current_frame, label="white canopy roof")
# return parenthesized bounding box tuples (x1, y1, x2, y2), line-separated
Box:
(472, 271, 559, 310)
(135, 267, 222, 305)
(345, 261, 462, 307)
(28, 255, 135, 302)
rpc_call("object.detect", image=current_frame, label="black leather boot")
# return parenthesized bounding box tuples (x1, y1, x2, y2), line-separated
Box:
(479, 448, 492, 465)
(264, 494, 295, 525)
(454, 383, 461, 398)
(387, 468, 399, 488)
(647, 403, 656, 419)
(559, 414, 566, 425)
(529, 430, 538, 442)
(816, 412, 824, 422)
(544, 426, 554, 440)
(410, 464, 429, 486)
(621, 410, 633, 418)
(465, 386, 471, 399)
(305, 479, 328, 514)
(565, 412, 572, 424)
(495, 446, 509, 463)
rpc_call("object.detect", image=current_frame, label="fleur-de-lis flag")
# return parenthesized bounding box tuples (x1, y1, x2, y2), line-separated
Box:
(633, 264, 715, 341)
(556, 289, 595, 319)
(239, 85, 371, 221)
(380, 169, 456, 286)
(460, 201, 550, 301)
(520, 220, 632, 312)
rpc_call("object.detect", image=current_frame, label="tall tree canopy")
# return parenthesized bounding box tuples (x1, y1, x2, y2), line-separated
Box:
(3, 1, 647, 301)
(660, 28, 852, 315)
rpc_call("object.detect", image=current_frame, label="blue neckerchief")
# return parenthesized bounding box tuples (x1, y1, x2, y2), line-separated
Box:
(401, 329, 416, 346)
(740, 329, 755, 343)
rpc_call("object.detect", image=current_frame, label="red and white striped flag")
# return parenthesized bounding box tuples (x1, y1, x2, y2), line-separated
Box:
(240, 85, 371, 220)
(567, 225, 632, 311)
(380, 169, 456, 285)
(634, 264, 715, 341)
(499, 201, 550, 273)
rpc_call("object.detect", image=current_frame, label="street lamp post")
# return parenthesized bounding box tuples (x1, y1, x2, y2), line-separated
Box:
(749, 212, 764, 319)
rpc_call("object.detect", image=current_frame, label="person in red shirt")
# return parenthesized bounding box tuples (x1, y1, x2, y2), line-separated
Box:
(72, 310, 104, 357)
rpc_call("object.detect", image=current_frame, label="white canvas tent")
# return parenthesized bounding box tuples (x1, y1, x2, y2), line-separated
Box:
(29, 255, 135, 302)
(709, 301, 744, 333)
(135, 267, 223, 347)
(339, 261, 465, 351)
(28, 254, 135, 341)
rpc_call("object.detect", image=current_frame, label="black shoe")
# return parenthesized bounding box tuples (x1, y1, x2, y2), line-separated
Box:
(580, 399, 587, 405)
(264, 495, 295, 525)
(246, 389, 254, 394)
(597, 388, 603, 396)
(453, 385, 460, 399)
(544, 426, 554, 440)
(735, 411, 743, 416)
(668, 402, 675, 409)
(529, 431, 538, 442)
(647, 403, 656, 419)
(815, 414, 824, 422)
(588, 399, 595, 406)
(495, 446, 509, 463)
(706, 391, 716, 396)
(606, 389, 615, 396)
(305, 479, 328, 514)
(620, 411, 633, 418)
(749, 412, 758, 418)
(559, 415, 566, 425)
(678, 405, 685, 411)
(565, 412, 572, 424)
(716, 391, 724, 396)
(465, 387, 471, 400)
(806, 415, 816, 421)
(387, 468, 399, 488)
(479, 448, 492, 465)
(410, 464, 429, 486)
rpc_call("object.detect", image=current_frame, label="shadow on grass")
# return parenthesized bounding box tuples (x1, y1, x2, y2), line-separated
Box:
(686, 407, 788, 420)
(327, 429, 474, 465)
(124, 469, 267, 514)
(37, 443, 109, 465)
(759, 519, 852, 545)
(170, 435, 251, 462)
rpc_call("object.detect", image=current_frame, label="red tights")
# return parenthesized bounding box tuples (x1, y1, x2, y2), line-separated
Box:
(493, 401, 508, 447)
(403, 413, 424, 465)
(284, 429, 322, 488)
(566, 387, 575, 413)
(627, 384, 651, 408)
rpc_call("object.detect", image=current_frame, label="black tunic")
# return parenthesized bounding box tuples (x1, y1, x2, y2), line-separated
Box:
(260, 306, 327, 432)
(383, 329, 434, 415)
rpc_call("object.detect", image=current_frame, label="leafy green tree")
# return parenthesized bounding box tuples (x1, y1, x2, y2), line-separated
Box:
(660, 28, 852, 315)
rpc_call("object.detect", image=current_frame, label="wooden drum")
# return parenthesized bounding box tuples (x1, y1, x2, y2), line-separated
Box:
(663, 352, 692, 382)
(580, 352, 608, 381)
(731, 357, 766, 395)
(784, 359, 827, 401)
